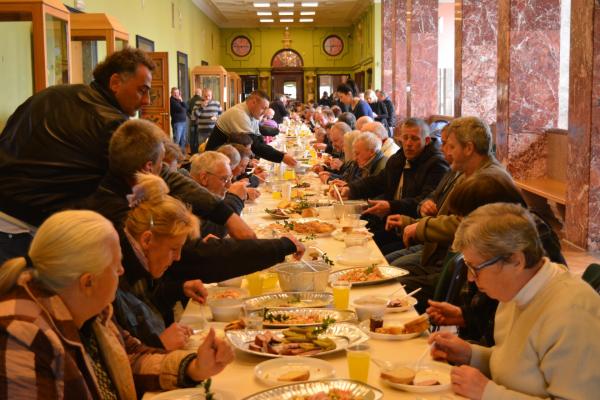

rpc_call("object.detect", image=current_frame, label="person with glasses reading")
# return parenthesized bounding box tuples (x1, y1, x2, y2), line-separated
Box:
(428, 203, 600, 400)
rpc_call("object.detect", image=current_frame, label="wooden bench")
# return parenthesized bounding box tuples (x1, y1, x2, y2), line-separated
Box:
(514, 178, 566, 205)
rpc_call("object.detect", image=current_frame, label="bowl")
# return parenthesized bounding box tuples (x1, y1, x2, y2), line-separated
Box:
(352, 295, 389, 321)
(208, 298, 244, 322)
(274, 261, 332, 292)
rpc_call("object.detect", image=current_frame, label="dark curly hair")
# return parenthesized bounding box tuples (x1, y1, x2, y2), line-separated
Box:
(93, 47, 155, 89)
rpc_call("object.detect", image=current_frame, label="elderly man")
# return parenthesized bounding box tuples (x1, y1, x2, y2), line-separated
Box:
(0, 48, 254, 262)
(205, 90, 296, 166)
(352, 132, 387, 178)
(339, 118, 449, 252)
(356, 115, 374, 131)
(362, 121, 399, 159)
(376, 90, 396, 134)
(195, 88, 222, 147)
(314, 122, 352, 178)
(217, 144, 260, 200)
(170, 87, 187, 152)
(270, 93, 289, 123)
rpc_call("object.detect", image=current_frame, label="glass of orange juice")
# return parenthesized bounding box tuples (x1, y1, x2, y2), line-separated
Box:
(283, 168, 296, 180)
(331, 280, 352, 310)
(246, 272, 264, 296)
(347, 343, 370, 382)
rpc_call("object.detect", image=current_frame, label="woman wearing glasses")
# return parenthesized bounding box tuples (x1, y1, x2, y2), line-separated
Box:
(429, 203, 600, 399)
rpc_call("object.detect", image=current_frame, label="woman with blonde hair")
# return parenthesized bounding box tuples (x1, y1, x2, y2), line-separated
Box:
(0, 210, 233, 399)
(114, 173, 208, 351)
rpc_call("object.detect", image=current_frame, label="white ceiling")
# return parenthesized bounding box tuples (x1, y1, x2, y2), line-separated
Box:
(192, 0, 374, 28)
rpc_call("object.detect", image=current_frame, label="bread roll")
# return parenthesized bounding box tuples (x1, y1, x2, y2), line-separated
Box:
(380, 366, 415, 384)
(277, 369, 310, 382)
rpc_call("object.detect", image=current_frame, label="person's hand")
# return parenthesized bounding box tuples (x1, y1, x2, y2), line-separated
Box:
(282, 234, 306, 260)
(402, 222, 418, 247)
(428, 331, 472, 365)
(225, 214, 257, 240)
(318, 171, 331, 183)
(420, 199, 438, 217)
(329, 185, 349, 200)
(329, 179, 347, 187)
(159, 322, 193, 351)
(186, 328, 235, 381)
(450, 365, 489, 400)
(202, 234, 220, 242)
(313, 143, 327, 151)
(282, 153, 297, 167)
(228, 181, 248, 201)
(330, 158, 343, 170)
(362, 199, 391, 218)
(246, 188, 261, 201)
(183, 280, 208, 303)
(385, 214, 411, 231)
(312, 164, 325, 173)
(211, 115, 218, 121)
(426, 300, 465, 326)
(255, 170, 268, 182)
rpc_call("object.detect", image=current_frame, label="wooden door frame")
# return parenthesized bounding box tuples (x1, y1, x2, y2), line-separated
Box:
(271, 68, 304, 102)
(140, 52, 170, 136)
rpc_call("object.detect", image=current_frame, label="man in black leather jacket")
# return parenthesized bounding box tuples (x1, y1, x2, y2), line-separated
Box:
(0, 48, 254, 260)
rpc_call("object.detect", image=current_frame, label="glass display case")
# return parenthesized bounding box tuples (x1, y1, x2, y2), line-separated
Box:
(227, 71, 241, 109)
(70, 13, 129, 84)
(191, 65, 228, 110)
(0, 0, 71, 92)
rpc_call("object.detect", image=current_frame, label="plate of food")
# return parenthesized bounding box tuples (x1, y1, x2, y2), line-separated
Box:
(244, 292, 334, 311)
(335, 247, 383, 266)
(331, 228, 373, 242)
(254, 357, 335, 386)
(225, 323, 368, 358)
(207, 286, 249, 301)
(379, 363, 451, 393)
(259, 219, 336, 238)
(244, 379, 383, 400)
(358, 315, 429, 340)
(259, 308, 356, 328)
(329, 266, 409, 286)
(386, 296, 418, 312)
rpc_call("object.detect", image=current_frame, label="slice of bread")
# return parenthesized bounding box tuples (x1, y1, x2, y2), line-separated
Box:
(277, 369, 310, 382)
(380, 366, 415, 384)
(403, 314, 430, 333)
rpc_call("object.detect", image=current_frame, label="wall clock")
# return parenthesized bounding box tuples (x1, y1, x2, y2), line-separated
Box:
(231, 36, 252, 57)
(323, 35, 344, 57)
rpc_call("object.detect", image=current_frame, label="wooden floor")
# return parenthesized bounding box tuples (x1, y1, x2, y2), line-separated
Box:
(562, 243, 600, 276)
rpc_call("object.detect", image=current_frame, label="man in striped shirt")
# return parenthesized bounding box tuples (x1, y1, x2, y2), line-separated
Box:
(193, 88, 222, 148)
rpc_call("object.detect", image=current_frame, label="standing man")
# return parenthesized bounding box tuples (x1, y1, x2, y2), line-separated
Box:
(170, 87, 188, 152)
(188, 88, 203, 154)
(270, 93, 289, 124)
(377, 90, 396, 137)
(195, 88, 222, 148)
(206, 90, 297, 166)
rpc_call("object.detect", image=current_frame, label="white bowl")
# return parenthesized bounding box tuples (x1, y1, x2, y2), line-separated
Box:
(352, 295, 389, 321)
(209, 298, 244, 322)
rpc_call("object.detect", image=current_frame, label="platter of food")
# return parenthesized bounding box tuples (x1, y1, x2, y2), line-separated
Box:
(331, 228, 373, 242)
(254, 357, 335, 386)
(259, 308, 356, 328)
(243, 379, 383, 400)
(244, 292, 333, 311)
(258, 219, 336, 237)
(329, 266, 409, 286)
(379, 363, 451, 393)
(225, 323, 368, 358)
(206, 286, 249, 301)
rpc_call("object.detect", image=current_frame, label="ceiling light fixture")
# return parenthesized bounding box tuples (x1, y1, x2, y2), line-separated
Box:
(299, 18, 313, 22)
(257, 11, 272, 15)
(279, 11, 294, 15)
(300, 11, 315, 15)
(278, 2, 294, 7)
(253, 2, 271, 7)
(280, 18, 294, 22)
(301, 2, 318, 7)
(260, 18, 274, 22)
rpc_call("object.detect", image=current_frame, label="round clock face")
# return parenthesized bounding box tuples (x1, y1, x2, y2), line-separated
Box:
(323, 35, 344, 57)
(231, 36, 252, 57)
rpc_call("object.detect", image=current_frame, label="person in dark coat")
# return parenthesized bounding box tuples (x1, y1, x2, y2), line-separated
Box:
(377, 90, 397, 135)
(336, 83, 373, 120)
(270, 93, 289, 124)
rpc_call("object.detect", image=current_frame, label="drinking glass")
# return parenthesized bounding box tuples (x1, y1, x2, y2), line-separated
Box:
(347, 343, 370, 382)
(241, 305, 263, 331)
(246, 272, 264, 296)
(331, 280, 352, 310)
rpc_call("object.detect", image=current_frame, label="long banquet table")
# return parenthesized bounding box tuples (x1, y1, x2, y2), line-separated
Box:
(144, 171, 459, 399)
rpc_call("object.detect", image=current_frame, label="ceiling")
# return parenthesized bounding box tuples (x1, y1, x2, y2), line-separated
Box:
(192, 0, 374, 28)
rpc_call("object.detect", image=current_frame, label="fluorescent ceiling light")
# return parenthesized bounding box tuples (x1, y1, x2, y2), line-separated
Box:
(301, 2, 318, 7)
(300, 11, 315, 15)
(257, 11, 272, 15)
(253, 2, 271, 7)
(279, 11, 294, 15)
(278, 2, 294, 7)
(260, 18, 274, 22)
(299, 18, 313, 22)
(280, 18, 294, 22)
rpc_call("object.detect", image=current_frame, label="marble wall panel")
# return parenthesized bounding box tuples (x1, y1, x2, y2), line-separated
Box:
(410, 0, 438, 118)
(461, 0, 498, 125)
(382, 0, 393, 94)
(507, 133, 547, 179)
(587, 0, 600, 251)
(393, 0, 408, 118)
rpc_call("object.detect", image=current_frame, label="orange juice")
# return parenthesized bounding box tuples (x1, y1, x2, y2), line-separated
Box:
(283, 169, 296, 180)
(332, 281, 352, 310)
(347, 347, 370, 382)
(246, 272, 264, 296)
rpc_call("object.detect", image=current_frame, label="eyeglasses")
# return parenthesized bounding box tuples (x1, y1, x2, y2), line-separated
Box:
(206, 171, 233, 184)
(464, 255, 505, 278)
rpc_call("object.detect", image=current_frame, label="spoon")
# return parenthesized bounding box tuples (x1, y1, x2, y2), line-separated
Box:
(385, 285, 406, 300)
(371, 358, 395, 371)
(333, 184, 344, 205)
(300, 258, 319, 272)
(388, 287, 422, 306)
(414, 343, 435, 371)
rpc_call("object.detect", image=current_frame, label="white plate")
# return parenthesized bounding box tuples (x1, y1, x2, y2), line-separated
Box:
(152, 388, 235, 400)
(225, 323, 369, 358)
(358, 320, 422, 341)
(254, 357, 336, 386)
(385, 296, 418, 313)
(380, 363, 452, 393)
(335, 251, 383, 267)
(331, 228, 373, 242)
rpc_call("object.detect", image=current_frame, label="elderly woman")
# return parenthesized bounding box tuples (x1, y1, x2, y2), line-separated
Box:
(0, 210, 233, 399)
(429, 203, 600, 399)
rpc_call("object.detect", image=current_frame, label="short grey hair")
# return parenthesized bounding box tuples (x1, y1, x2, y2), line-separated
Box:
(447, 116, 492, 155)
(331, 121, 352, 136)
(362, 121, 387, 140)
(397, 118, 430, 140)
(190, 151, 230, 177)
(217, 144, 241, 169)
(356, 116, 374, 130)
(354, 132, 382, 153)
(453, 203, 544, 268)
(364, 89, 377, 102)
(343, 131, 362, 161)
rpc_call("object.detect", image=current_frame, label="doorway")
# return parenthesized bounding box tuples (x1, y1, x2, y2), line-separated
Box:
(176, 51, 189, 101)
(240, 75, 258, 101)
(271, 70, 303, 102)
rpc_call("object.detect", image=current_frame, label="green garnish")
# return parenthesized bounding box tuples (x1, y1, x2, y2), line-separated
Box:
(313, 317, 336, 335)
(264, 310, 291, 323)
(299, 233, 317, 242)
